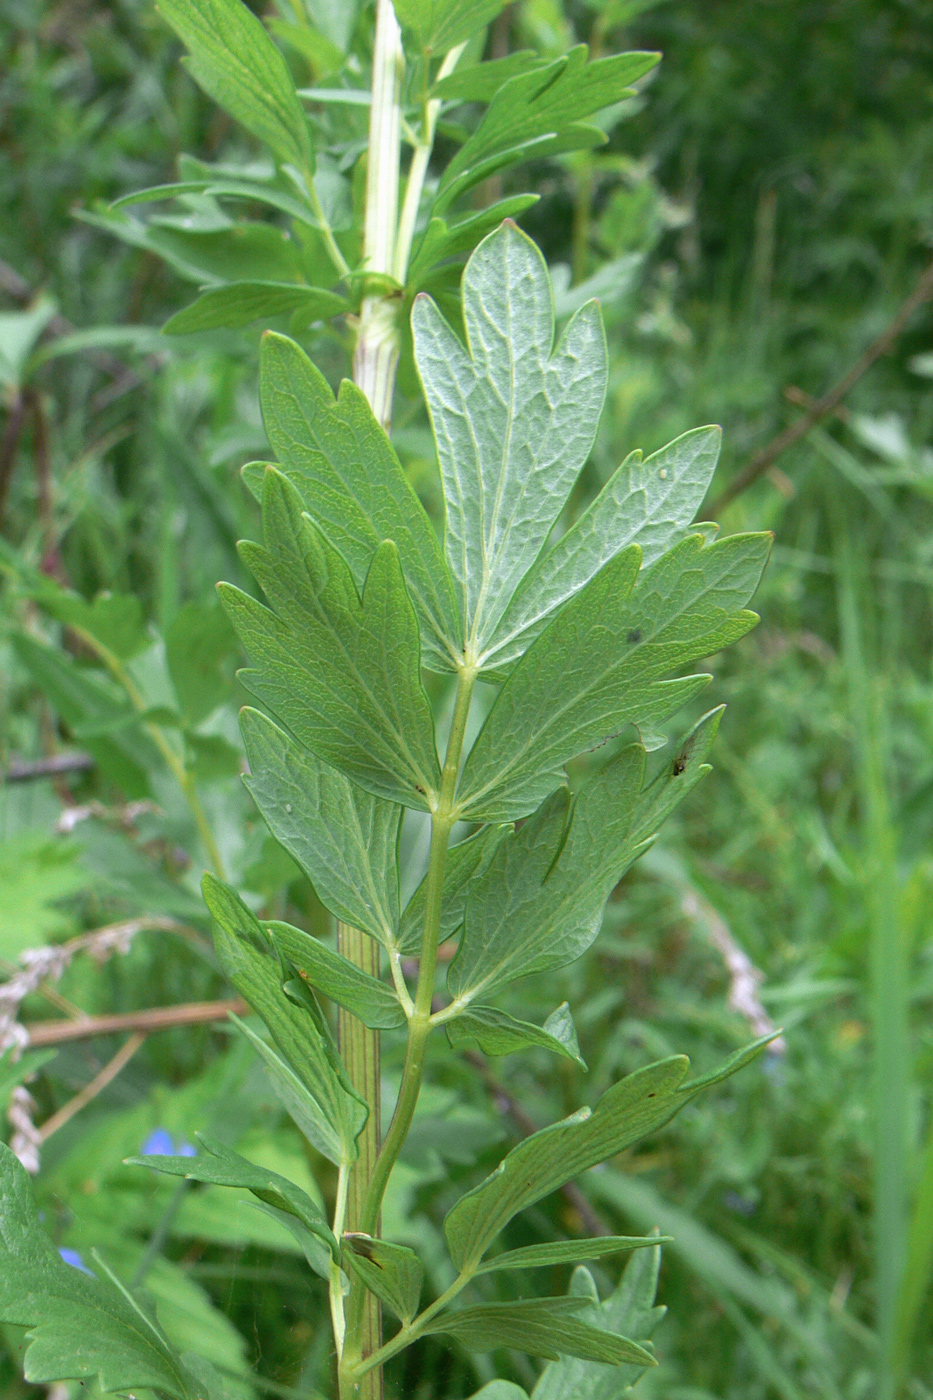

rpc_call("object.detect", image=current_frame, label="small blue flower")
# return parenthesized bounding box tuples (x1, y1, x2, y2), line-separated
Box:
(140, 1127, 175, 1156)
(59, 1247, 94, 1276)
(177, 1140, 197, 1157)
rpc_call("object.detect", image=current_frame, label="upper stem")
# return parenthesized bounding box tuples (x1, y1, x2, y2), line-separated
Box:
(353, 0, 405, 429)
(393, 43, 466, 284)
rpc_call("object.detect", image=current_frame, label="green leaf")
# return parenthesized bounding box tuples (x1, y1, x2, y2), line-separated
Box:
(229, 1012, 358, 1167)
(421, 1296, 656, 1366)
(241, 707, 402, 946)
(450, 710, 722, 1001)
(477, 1235, 667, 1274)
(413, 223, 606, 662)
(398, 824, 509, 954)
(126, 1133, 338, 1261)
(164, 281, 347, 333)
(158, 0, 313, 169)
(342, 1235, 424, 1323)
(394, 0, 510, 56)
(246, 1199, 334, 1280)
(532, 1250, 667, 1399)
(457, 532, 770, 822)
(434, 49, 660, 211)
(265, 919, 405, 1028)
(0, 298, 56, 388)
(203, 872, 367, 1163)
(222, 468, 442, 809)
(407, 197, 540, 291)
(467, 1385, 529, 1400)
(0, 832, 87, 958)
(166, 600, 238, 724)
(447, 1002, 586, 1066)
(432, 51, 548, 104)
(258, 332, 462, 671)
(485, 426, 724, 672)
(0, 1144, 204, 1397)
(443, 1037, 772, 1270)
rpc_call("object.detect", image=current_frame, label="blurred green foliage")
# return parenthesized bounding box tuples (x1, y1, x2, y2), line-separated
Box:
(2, 0, 933, 1396)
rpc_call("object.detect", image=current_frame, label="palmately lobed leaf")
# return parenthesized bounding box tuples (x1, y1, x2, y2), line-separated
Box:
(126, 1133, 339, 1260)
(222, 466, 441, 810)
(444, 1038, 773, 1270)
(485, 425, 724, 672)
(531, 1250, 667, 1399)
(434, 48, 660, 211)
(158, 0, 312, 171)
(0, 1144, 206, 1398)
(447, 708, 722, 1003)
(421, 1295, 656, 1366)
(240, 707, 402, 948)
(203, 872, 367, 1163)
(393, 0, 511, 56)
(457, 530, 770, 823)
(257, 332, 463, 673)
(413, 221, 607, 662)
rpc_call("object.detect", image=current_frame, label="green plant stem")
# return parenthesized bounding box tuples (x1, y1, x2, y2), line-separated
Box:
(340, 666, 476, 1393)
(339, 7, 406, 1394)
(337, 923, 383, 1399)
(350, 1266, 477, 1378)
(70, 623, 226, 879)
(393, 43, 466, 283)
(353, 0, 404, 429)
(305, 175, 352, 281)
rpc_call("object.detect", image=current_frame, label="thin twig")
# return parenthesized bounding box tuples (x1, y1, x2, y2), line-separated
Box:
(39, 1032, 146, 1140)
(679, 889, 786, 1054)
(708, 258, 933, 515)
(2, 752, 95, 782)
(24, 997, 247, 1046)
(0, 388, 28, 526)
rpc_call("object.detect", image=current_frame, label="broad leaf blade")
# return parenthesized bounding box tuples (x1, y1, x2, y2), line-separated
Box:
(477, 1235, 667, 1274)
(343, 1235, 424, 1323)
(241, 707, 401, 947)
(0, 1144, 203, 1398)
(126, 1133, 338, 1259)
(486, 426, 723, 670)
(203, 872, 367, 1163)
(444, 1038, 772, 1270)
(432, 51, 548, 104)
(159, 0, 312, 169)
(259, 332, 462, 671)
(407, 197, 539, 292)
(450, 710, 722, 1001)
(532, 1250, 667, 1399)
(413, 223, 607, 660)
(422, 1297, 656, 1366)
(458, 532, 770, 822)
(266, 920, 405, 1028)
(394, 0, 510, 54)
(447, 1002, 586, 1066)
(164, 281, 346, 333)
(224, 469, 442, 809)
(435, 49, 659, 211)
